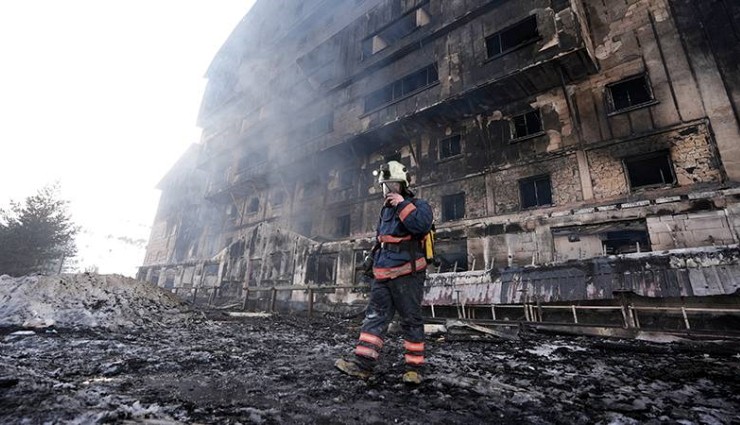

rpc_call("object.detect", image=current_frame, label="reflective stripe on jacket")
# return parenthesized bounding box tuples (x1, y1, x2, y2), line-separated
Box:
(372, 197, 433, 280)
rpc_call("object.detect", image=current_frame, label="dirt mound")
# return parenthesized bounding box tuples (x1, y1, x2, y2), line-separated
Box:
(0, 273, 191, 329)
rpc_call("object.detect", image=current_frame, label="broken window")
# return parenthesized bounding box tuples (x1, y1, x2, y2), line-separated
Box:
(365, 64, 438, 111)
(439, 135, 462, 159)
(552, 220, 651, 260)
(305, 253, 337, 285)
(486, 15, 539, 58)
(607, 74, 654, 113)
(510, 110, 543, 140)
(336, 214, 350, 237)
(624, 152, 675, 189)
(442, 193, 465, 221)
(247, 197, 260, 214)
(519, 175, 552, 209)
(434, 238, 468, 273)
(362, 2, 431, 57)
(603, 230, 651, 255)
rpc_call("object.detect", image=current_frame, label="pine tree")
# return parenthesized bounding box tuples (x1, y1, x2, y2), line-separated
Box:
(0, 184, 78, 276)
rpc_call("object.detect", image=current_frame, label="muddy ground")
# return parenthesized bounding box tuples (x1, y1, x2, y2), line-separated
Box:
(1, 314, 739, 424)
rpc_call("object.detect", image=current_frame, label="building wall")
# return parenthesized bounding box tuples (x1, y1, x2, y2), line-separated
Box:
(141, 0, 740, 305)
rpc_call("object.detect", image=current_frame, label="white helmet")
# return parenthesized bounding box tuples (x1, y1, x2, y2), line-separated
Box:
(373, 160, 409, 186)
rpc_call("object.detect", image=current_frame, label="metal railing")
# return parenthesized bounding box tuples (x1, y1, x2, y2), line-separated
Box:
(171, 284, 740, 331)
(172, 284, 367, 317)
(429, 301, 740, 330)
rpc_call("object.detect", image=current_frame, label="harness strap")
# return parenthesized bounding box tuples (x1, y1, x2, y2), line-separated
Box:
(373, 257, 427, 280)
(378, 234, 412, 243)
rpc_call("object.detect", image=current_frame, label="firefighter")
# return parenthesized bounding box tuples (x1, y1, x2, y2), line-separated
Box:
(335, 160, 433, 385)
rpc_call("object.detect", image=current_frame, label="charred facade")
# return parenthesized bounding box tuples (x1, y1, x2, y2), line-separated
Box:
(140, 0, 740, 308)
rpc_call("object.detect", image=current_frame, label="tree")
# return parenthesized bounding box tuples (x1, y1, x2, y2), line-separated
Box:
(0, 184, 78, 276)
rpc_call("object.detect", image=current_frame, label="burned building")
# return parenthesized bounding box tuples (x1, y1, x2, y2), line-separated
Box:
(140, 0, 740, 309)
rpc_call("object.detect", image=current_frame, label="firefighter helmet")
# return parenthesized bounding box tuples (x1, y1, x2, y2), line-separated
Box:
(373, 160, 409, 187)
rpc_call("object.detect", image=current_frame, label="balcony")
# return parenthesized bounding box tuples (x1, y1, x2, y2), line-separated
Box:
(328, 1, 597, 149)
(205, 162, 270, 203)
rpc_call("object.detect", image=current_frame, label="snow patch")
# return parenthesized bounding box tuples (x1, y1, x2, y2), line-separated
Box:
(0, 273, 191, 329)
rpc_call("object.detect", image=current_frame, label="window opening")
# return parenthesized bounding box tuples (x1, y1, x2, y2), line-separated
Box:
(486, 15, 539, 58)
(442, 193, 465, 221)
(519, 175, 552, 209)
(624, 152, 675, 189)
(607, 74, 654, 113)
(365, 64, 438, 111)
(603, 230, 651, 255)
(511, 110, 543, 140)
(306, 254, 337, 284)
(434, 238, 468, 273)
(439, 135, 462, 159)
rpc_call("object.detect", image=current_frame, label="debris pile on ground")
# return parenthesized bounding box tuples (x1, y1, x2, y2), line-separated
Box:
(1, 314, 738, 424)
(0, 273, 191, 330)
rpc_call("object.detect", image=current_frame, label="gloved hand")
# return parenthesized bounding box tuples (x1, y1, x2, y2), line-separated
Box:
(362, 255, 374, 278)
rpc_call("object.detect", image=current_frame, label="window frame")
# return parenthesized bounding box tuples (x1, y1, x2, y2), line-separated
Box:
(509, 109, 545, 142)
(438, 134, 463, 161)
(622, 151, 676, 191)
(605, 74, 658, 116)
(364, 64, 439, 113)
(441, 192, 466, 222)
(485, 15, 541, 61)
(519, 174, 553, 210)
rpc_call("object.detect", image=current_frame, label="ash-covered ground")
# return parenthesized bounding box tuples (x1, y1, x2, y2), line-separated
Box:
(0, 274, 738, 424)
(1, 313, 739, 424)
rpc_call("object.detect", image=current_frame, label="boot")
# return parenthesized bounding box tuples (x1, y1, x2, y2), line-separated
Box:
(335, 358, 372, 380)
(402, 370, 422, 385)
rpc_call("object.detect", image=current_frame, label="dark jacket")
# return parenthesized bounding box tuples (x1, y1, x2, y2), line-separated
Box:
(372, 197, 433, 277)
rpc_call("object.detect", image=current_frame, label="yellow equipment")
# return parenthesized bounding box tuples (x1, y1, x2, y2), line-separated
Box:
(422, 224, 438, 265)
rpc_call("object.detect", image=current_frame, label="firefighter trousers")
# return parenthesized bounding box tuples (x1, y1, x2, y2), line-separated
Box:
(353, 272, 425, 371)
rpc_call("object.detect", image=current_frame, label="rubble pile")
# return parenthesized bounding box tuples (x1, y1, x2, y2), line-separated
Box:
(1, 314, 738, 424)
(0, 273, 190, 330)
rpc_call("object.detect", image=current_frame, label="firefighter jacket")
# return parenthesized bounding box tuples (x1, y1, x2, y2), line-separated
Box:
(372, 197, 433, 281)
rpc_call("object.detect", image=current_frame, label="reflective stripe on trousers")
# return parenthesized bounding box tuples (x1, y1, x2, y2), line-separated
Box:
(353, 272, 426, 371)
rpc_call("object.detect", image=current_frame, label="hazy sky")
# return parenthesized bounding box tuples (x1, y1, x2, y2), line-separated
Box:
(0, 0, 256, 276)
